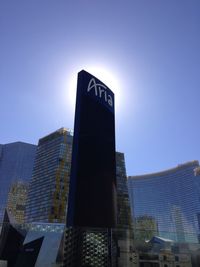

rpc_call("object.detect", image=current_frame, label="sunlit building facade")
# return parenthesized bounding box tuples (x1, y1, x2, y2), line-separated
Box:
(0, 142, 36, 223)
(25, 128, 73, 223)
(6, 181, 28, 224)
(128, 161, 200, 243)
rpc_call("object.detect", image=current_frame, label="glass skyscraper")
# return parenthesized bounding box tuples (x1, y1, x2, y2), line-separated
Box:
(115, 152, 133, 267)
(25, 128, 73, 224)
(128, 161, 200, 243)
(0, 142, 36, 223)
(116, 152, 132, 229)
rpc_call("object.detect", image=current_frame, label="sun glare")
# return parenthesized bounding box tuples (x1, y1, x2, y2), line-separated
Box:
(67, 66, 122, 113)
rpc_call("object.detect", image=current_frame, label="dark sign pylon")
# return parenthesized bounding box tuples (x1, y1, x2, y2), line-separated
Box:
(67, 70, 117, 228)
(64, 70, 117, 267)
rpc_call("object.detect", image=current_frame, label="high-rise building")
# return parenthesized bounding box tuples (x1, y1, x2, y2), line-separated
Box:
(0, 142, 36, 223)
(6, 181, 28, 224)
(116, 152, 132, 230)
(15, 222, 65, 267)
(114, 152, 134, 267)
(25, 128, 73, 223)
(128, 161, 200, 243)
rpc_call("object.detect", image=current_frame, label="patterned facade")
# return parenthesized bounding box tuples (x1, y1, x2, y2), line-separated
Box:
(0, 142, 36, 223)
(25, 128, 72, 223)
(128, 161, 200, 243)
(64, 152, 133, 267)
(64, 228, 116, 267)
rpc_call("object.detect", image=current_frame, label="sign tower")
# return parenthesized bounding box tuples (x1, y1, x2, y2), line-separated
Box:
(67, 70, 117, 228)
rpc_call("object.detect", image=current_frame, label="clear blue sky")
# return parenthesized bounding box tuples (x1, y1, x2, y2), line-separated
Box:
(0, 0, 200, 175)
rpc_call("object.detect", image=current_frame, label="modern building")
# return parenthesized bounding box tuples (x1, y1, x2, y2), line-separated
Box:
(115, 152, 134, 267)
(116, 152, 132, 230)
(0, 142, 36, 223)
(25, 128, 73, 224)
(64, 152, 133, 267)
(15, 223, 65, 267)
(64, 227, 116, 267)
(128, 161, 200, 243)
(133, 236, 193, 267)
(0, 209, 27, 267)
(6, 180, 28, 224)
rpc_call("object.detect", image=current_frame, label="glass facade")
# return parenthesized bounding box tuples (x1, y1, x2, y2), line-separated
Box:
(1, 145, 200, 265)
(116, 152, 132, 230)
(2, 224, 200, 266)
(6, 180, 28, 224)
(128, 161, 200, 243)
(0, 142, 36, 223)
(25, 128, 72, 224)
(2, 132, 200, 265)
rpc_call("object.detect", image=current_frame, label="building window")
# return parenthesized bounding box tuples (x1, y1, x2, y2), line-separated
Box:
(175, 255, 179, 261)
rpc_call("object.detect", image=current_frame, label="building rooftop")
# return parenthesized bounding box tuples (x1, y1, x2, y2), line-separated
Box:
(128, 160, 199, 180)
(39, 127, 73, 145)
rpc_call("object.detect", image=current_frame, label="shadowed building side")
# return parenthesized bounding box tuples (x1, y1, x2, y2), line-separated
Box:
(67, 70, 117, 228)
(116, 152, 132, 230)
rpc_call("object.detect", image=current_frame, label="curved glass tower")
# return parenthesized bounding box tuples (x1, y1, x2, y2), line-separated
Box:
(128, 161, 200, 243)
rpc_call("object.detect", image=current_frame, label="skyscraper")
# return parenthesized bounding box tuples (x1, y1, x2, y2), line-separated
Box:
(128, 161, 200, 243)
(114, 152, 133, 267)
(115, 152, 132, 229)
(0, 142, 36, 223)
(25, 128, 73, 223)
